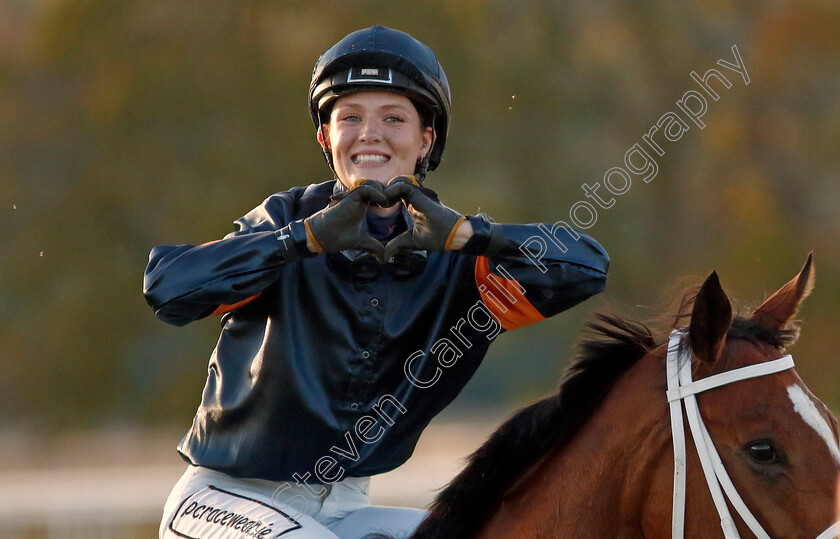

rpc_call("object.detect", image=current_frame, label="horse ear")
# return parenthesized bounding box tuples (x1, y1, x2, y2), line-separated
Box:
(751, 252, 815, 331)
(689, 271, 733, 365)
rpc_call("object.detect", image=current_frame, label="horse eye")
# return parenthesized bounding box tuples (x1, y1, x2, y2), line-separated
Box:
(748, 441, 777, 464)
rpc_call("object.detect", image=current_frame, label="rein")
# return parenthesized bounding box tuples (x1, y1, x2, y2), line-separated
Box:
(666, 329, 840, 539)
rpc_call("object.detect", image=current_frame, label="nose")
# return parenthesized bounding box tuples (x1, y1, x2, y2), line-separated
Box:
(358, 118, 382, 143)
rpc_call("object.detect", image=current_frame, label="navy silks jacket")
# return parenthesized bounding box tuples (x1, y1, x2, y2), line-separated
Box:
(143, 180, 609, 482)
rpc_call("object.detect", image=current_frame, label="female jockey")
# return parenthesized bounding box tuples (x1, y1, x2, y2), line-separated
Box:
(144, 25, 610, 538)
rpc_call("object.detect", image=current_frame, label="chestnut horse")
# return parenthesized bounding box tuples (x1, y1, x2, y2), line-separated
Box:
(411, 254, 840, 538)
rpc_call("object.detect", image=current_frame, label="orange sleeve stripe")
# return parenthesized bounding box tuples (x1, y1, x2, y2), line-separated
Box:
(211, 294, 261, 316)
(474, 256, 545, 331)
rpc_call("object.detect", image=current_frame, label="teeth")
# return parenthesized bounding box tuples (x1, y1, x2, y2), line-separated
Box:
(353, 154, 389, 164)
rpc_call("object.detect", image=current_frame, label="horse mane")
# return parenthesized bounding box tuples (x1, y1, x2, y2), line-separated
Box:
(409, 313, 656, 538)
(410, 298, 801, 539)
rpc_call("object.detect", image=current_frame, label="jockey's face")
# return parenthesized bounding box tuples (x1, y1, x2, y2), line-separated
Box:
(321, 91, 433, 189)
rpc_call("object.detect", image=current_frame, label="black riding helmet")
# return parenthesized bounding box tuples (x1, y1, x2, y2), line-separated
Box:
(310, 26, 451, 181)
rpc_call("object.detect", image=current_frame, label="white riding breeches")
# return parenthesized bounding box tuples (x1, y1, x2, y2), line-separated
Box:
(160, 465, 426, 539)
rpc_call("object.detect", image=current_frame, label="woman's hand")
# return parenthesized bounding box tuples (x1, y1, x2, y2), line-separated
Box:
(383, 176, 472, 260)
(304, 179, 390, 257)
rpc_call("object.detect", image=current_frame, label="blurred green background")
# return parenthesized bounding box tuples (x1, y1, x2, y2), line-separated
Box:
(1, 0, 839, 434)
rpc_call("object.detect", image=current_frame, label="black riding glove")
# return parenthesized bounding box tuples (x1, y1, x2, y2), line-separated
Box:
(383, 176, 466, 261)
(305, 179, 390, 257)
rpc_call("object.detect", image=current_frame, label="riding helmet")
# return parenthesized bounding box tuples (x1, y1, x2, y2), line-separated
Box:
(310, 26, 451, 176)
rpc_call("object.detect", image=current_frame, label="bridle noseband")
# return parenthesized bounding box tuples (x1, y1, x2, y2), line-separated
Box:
(666, 329, 840, 539)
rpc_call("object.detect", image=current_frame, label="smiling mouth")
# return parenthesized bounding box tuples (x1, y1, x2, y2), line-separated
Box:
(352, 154, 390, 164)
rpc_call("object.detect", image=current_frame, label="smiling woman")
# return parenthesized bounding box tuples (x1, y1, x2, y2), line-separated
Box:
(322, 91, 434, 200)
(144, 25, 610, 538)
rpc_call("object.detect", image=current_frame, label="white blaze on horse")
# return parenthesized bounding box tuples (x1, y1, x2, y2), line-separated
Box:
(411, 254, 840, 538)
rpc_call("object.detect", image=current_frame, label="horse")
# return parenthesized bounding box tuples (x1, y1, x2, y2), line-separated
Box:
(410, 254, 840, 538)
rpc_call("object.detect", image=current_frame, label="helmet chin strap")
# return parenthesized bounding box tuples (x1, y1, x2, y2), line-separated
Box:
(415, 114, 437, 184)
(317, 123, 340, 181)
(415, 161, 429, 184)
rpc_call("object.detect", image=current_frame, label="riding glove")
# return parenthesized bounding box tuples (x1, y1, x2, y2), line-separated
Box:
(383, 176, 466, 261)
(304, 179, 390, 257)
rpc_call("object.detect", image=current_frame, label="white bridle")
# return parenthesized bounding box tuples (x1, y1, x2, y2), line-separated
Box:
(666, 329, 840, 539)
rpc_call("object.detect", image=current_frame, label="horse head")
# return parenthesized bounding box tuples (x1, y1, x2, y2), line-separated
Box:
(679, 253, 839, 537)
(412, 254, 839, 539)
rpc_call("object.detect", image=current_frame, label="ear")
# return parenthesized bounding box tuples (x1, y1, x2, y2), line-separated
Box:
(751, 252, 815, 331)
(318, 125, 331, 151)
(418, 127, 434, 160)
(689, 271, 733, 365)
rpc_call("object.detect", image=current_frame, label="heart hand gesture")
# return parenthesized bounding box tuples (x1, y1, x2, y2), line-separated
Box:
(382, 176, 466, 261)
